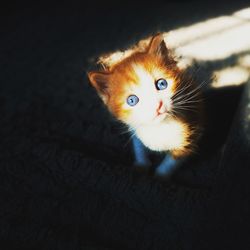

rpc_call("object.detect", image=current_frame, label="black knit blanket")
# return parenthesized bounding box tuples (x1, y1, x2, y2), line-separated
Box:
(1, 2, 250, 249)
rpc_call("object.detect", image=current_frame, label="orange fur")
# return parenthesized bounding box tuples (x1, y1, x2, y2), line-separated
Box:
(87, 33, 203, 158)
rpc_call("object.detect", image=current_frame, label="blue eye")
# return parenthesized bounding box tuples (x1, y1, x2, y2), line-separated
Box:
(156, 78, 168, 90)
(127, 95, 139, 106)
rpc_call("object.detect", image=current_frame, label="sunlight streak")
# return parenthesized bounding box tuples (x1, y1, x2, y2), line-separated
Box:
(165, 7, 250, 63)
(212, 66, 249, 88)
(100, 7, 250, 88)
(164, 6, 250, 87)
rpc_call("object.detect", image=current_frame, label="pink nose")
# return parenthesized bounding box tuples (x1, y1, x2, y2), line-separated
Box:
(156, 101, 166, 114)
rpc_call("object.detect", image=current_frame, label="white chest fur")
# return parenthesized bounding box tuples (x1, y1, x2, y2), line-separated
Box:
(135, 119, 187, 152)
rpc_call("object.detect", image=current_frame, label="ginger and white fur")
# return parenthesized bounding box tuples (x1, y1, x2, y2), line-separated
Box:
(88, 33, 202, 159)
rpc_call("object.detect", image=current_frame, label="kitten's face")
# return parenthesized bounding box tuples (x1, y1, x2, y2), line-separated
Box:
(106, 59, 177, 127)
(88, 34, 180, 128)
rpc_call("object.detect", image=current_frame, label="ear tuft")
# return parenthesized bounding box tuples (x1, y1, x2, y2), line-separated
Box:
(87, 71, 110, 94)
(87, 71, 111, 103)
(148, 33, 168, 57)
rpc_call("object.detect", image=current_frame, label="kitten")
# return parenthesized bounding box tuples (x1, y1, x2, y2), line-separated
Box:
(87, 33, 203, 176)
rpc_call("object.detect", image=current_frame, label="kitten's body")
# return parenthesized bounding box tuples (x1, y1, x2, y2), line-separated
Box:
(88, 34, 203, 170)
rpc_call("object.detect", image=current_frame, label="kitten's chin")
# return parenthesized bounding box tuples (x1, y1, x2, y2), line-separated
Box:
(125, 112, 169, 128)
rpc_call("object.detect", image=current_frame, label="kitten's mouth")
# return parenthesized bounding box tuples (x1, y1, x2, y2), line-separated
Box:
(156, 110, 167, 116)
(156, 107, 169, 117)
(154, 111, 168, 121)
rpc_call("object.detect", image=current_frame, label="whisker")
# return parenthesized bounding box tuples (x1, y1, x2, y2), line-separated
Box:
(174, 103, 197, 108)
(174, 93, 203, 104)
(172, 79, 208, 102)
(171, 80, 193, 100)
(170, 109, 182, 118)
(174, 98, 203, 105)
(174, 106, 198, 112)
(168, 110, 178, 119)
(124, 130, 136, 147)
(119, 126, 134, 135)
(172, 86, 203, 103)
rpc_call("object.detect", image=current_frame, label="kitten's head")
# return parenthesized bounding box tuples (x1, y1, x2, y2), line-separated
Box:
(87, 34, 182, 128)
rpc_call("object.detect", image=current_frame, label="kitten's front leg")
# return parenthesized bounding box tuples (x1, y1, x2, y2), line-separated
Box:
(132, 136, 151, 168)
(155, 154, 184, 178)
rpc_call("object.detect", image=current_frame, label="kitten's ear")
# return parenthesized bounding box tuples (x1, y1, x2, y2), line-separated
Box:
(87, 71, 110, 102)
(148, 33, 168, 57)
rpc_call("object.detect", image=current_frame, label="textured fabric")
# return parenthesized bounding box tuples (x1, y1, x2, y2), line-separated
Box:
(1, 2, 250, 250)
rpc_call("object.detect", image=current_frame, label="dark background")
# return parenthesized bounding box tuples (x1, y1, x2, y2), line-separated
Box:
(1, 1, 250, 249)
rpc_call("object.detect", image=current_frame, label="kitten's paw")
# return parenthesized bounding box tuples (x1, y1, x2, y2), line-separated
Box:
(154, 155, 178, 179)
